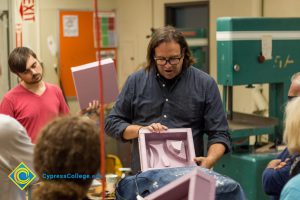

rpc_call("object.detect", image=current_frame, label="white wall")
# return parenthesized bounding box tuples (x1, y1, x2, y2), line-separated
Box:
(0, 0, 8, 10)
(0, 2, 9, 99)
(263, 0, 300, 17)
(115, 0, 152, 86)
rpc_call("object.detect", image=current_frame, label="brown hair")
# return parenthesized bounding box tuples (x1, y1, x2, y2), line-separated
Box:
(8, 47, 37, 74)
(145, 25, 195, 71)
(33, 115, 100, 200)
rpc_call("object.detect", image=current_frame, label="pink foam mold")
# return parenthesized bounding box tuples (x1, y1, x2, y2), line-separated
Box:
(145, 167, 216, 200)
(139, 128, 196, 171)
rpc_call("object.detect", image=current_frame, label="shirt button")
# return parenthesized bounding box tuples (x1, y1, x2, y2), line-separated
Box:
(165, 98, 168, 102)
(162, 84, 165, 87)
(163, 115, 167, 118)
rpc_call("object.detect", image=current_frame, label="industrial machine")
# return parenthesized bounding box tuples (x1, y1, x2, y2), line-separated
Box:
(214, 17, 300, 200)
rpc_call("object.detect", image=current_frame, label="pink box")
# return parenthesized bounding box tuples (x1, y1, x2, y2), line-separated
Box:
(139, 128, 196, 171)
(145, 167, 216, 200)
(71, 58, 119, 110)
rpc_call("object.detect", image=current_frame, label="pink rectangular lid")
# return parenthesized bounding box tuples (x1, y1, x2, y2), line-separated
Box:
(71, 58, 119, 109)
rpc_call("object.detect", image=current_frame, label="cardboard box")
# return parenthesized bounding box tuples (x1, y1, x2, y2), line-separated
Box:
(145, 167, 216, 200)
(71, 58, 119, 110)
(139, 128, 196, 171)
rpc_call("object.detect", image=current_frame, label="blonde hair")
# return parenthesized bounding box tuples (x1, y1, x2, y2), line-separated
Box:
(283, 97, 300, 154)
(291, 72, 300, 81)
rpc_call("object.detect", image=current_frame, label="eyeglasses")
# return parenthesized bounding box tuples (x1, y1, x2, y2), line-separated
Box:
(154, 56, 182, 66)
(288, 96, 298, 102)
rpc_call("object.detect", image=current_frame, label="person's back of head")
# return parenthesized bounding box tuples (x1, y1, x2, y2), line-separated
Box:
(283, 97, 300, 156)
(32, 115, 100, 200)
(8, 46, 37, 74)
(33, 182, 89, 200)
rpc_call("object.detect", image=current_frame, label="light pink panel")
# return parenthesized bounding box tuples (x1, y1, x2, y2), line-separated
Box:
(71, 58, 119, 110)
(139, 128, 196, 171)
(145, 167, 216, 200)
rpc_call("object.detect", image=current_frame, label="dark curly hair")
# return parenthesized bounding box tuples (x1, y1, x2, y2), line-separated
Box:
(145, 25, 195, 71)
(33, 115, 100, 200)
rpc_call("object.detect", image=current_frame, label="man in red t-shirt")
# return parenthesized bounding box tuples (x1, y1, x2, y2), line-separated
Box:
(0, 47, 70, 143)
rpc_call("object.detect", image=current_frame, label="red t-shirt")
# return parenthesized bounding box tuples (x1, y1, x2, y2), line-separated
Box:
(0, 83, 70, 142)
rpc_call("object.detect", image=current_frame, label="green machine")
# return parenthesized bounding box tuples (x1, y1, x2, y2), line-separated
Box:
(214, 17, 300, 200)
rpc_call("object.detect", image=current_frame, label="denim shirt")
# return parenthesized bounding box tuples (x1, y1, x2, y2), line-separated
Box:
(105, 66, 231, 173)
(262, 148, 290, 200)
(262, 148, 300, 200)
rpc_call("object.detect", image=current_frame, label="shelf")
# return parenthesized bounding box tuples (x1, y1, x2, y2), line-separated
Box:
(228, 112, 279, 139)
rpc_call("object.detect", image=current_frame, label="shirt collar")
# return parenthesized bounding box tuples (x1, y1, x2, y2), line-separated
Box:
(152, 66, 188, 81)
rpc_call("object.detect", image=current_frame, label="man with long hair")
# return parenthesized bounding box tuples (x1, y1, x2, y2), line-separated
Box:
(105, 26, 231, 173)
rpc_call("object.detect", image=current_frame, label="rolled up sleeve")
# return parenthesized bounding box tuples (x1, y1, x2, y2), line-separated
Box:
(105, 76, 133, 141)
(204, 78, 231, 153)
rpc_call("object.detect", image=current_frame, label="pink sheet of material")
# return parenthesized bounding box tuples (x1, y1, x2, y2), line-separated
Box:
(71, 58, 119, 110)
(145, 167, 216, 200)
(138, 128, 196, 171)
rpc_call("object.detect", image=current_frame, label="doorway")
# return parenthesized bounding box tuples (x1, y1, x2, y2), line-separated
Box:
(165, 1, 209, 73)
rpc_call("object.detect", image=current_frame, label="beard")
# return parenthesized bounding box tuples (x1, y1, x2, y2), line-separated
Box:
(32, 73, 42, 83)
(24, 73, 43, 85)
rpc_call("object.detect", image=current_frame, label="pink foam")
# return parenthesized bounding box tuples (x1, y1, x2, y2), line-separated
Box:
(145, 167, 216, 200)
(139, 128, 196, 171)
